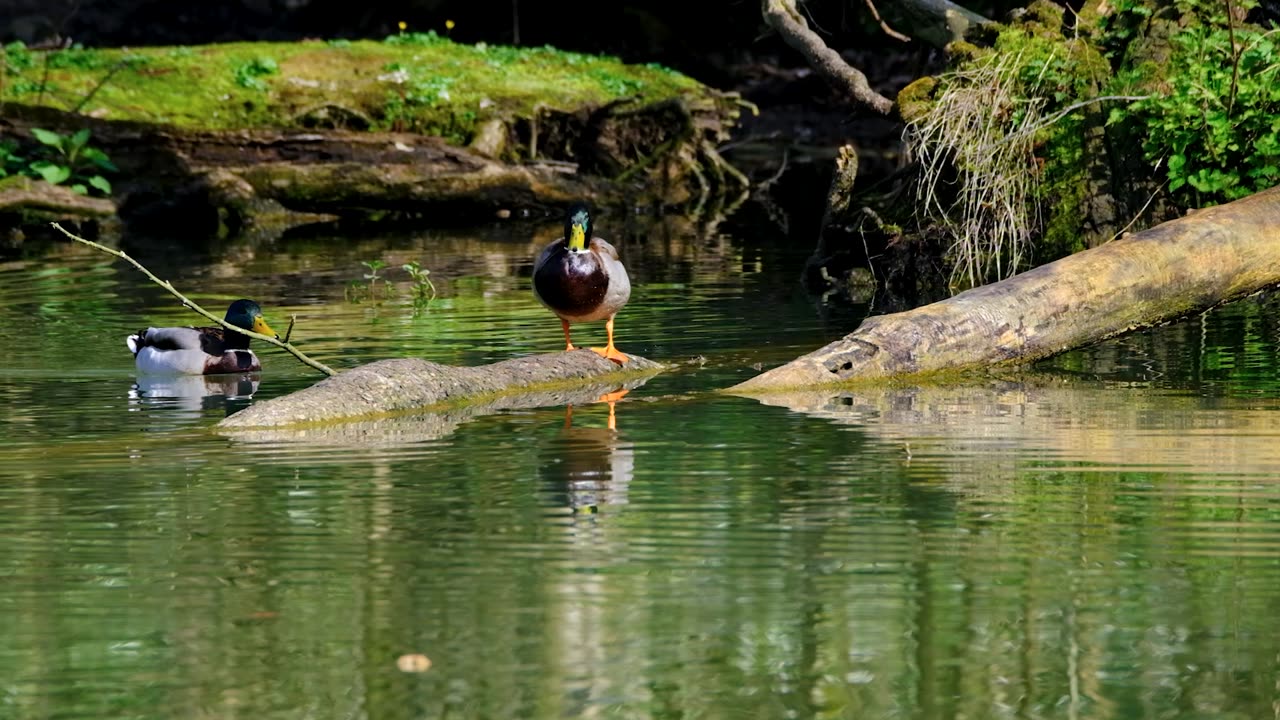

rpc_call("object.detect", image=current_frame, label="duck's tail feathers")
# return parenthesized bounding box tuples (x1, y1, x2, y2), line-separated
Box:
(126, 331, 143, 356)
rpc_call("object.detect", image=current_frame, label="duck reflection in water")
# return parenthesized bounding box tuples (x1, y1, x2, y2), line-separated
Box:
(129, 374, 260, 416)
(539, 388, 633, 515)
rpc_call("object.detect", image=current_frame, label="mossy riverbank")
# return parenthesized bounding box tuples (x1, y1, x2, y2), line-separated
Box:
(0, 34, 746, 232)
(1, 33, 712, 152)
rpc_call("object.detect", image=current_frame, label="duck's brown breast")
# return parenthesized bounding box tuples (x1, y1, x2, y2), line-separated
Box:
(533, 247, 609, 318)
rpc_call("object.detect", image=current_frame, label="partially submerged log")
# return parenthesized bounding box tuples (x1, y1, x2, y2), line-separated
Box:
(732, 185, 1280, 393)
(219, 375, 649, 445)
(218, 351, 661, 429)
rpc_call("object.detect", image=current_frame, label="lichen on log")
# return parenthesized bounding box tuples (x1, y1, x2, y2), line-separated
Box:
(218, 351, 662, 429)
(732, 185, 1280, 393)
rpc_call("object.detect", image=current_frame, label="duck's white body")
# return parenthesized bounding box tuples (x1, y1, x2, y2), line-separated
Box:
(127, 326, 261, 375)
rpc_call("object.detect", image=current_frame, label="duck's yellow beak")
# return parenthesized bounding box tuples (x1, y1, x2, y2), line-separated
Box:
(253, 315, 279, 339)
(569, 223, 587, 251)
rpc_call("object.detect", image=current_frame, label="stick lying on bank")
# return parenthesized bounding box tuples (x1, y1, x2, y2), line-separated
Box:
(51, 222, 338, 377)
(732, 184, 1280, 392)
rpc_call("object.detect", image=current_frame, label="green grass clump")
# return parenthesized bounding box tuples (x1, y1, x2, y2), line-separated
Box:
(0, 35, 706, 148)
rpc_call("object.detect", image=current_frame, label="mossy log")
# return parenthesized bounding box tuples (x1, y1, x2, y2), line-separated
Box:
(0, 175, 117, 218)
(732, 185, 1280, 393)
(218, 351, 662, 429)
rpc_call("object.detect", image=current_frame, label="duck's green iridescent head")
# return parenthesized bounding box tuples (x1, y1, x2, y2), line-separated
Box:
(224, 299, 277, 338)
(564, 201, 592, 251)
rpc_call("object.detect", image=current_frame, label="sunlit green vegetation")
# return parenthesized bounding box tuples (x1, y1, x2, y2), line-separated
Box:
(0, 35, 704, 147)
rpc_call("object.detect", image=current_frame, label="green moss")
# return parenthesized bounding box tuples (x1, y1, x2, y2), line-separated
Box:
(896, 76, 937, 124)
(1022, 0, 1067, 37)
(943, 41, 983, 64)
(0, 37, 707, 147)
(988, 26, 1111, 257)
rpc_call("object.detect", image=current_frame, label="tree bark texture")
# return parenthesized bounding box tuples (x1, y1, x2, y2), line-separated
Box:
(732, 185, 1280, 392)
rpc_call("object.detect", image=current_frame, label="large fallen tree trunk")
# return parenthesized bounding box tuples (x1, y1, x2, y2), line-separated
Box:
(218, 351, 661, 429)
(732, 185, 1280, 393)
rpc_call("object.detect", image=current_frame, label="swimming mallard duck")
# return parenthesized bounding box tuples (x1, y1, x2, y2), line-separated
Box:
(533, 202, 631, 363)
(126, 299, 278, 375)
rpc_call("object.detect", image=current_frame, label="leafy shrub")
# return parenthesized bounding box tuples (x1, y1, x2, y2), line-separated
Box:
(1103, 0, 1280, 204)
(25, 128, 116, 196)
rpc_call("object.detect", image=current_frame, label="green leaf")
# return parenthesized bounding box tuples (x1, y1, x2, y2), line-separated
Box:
(70, 183, 88, 195)
(30, 128, 64, 148)
(29, 160, 71, 184)
(69, 128, 91, 150)
(80, 147, 118, 171)
(87, 175, 112, 195)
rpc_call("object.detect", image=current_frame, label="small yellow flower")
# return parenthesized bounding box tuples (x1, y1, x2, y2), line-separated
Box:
(445, 19, 456, 31)
(397, 20, 407, 32)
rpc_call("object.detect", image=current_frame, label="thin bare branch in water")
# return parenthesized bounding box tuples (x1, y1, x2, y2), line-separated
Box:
(50, 222, 338, 377)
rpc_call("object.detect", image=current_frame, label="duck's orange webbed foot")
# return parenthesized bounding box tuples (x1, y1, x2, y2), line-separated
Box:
(588, 316, 629, 364)
(589, 345, 629, 364)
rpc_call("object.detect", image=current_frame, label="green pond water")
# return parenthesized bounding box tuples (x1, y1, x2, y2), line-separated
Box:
(3, 217, 1280, 720)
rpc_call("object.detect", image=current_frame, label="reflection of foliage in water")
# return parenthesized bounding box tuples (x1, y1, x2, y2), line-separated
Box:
(1, 235, 1280, 718)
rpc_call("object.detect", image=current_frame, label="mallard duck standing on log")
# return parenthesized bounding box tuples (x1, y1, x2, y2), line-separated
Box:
(532, 202, 631, 364)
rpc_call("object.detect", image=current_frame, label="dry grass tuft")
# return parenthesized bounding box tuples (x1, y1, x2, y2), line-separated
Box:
(905, 51, 1047, 290)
